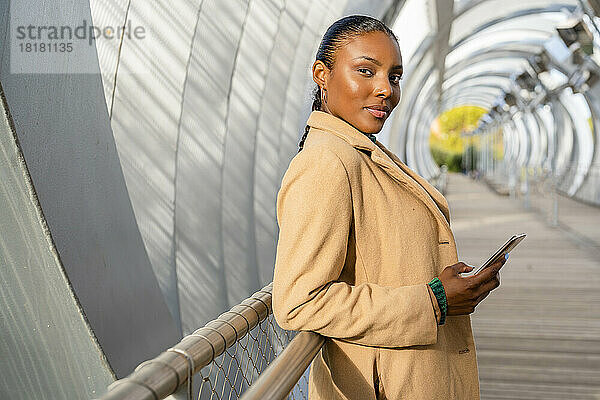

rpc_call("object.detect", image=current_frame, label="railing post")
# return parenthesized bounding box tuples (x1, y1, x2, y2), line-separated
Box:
(523, 167, 530, 209)
(551, 172, 559, 227)
(239, 332, 324, 400)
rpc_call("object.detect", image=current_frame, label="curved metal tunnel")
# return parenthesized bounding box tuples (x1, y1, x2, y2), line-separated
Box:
(390, 0, 600, 209)
(1, 0, 600, 397)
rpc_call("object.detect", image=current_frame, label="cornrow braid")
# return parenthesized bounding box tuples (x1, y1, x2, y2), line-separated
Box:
(297, 86, 323, 152)
(298, 15, 399, 152)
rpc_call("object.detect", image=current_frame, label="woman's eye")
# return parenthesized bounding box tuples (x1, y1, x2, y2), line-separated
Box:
(358, 68, 373, 76)
(390, 75, 403, 84)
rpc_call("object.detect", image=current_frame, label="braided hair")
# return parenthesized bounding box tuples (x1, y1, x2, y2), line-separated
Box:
(298, 15, 399, 152)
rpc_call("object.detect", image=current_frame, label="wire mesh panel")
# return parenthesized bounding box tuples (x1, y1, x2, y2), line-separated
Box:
(195, 314, 309, 400)
(99, 284, 319, 400)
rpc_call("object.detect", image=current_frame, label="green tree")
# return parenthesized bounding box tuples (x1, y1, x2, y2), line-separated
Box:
(429, 105, 487, 172)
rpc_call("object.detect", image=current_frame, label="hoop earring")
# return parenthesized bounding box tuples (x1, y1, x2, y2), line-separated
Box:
(322, 88, 328, 104)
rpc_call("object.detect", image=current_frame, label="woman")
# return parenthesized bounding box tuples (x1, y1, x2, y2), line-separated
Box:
(272, 15, 505, 400)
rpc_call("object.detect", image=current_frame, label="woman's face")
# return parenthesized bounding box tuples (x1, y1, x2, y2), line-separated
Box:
(313, 30, 403, 134)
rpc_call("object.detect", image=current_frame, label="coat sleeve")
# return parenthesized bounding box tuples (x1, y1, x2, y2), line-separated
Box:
(272, 146, 438, 348)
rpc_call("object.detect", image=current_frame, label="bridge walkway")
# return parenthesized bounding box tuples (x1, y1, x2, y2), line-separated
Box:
(446, 172, 600, 399)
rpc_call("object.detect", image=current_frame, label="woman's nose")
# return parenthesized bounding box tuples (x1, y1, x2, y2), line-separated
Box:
(374, 77, 392, 98)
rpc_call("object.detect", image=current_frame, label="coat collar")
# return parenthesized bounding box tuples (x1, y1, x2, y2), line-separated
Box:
(307, 110, 378, 151)
(306, 111, 451, 235)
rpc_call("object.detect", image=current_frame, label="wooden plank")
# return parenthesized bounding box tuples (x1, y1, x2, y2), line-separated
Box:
(446, 173, 600, 399)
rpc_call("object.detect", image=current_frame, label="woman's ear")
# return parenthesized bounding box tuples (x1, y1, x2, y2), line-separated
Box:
(312, 60, 328, 90)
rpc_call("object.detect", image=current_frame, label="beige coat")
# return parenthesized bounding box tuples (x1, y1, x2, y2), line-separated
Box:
(272, 111, 479, 399)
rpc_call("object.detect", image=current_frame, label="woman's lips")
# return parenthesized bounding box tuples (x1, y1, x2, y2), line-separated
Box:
(365, 107, 387, 119)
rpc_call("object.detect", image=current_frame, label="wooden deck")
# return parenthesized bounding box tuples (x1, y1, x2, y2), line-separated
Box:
(445, 172, 600, 400)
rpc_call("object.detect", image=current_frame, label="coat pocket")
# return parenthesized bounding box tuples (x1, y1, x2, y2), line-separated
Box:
(309, 349, 351, 400)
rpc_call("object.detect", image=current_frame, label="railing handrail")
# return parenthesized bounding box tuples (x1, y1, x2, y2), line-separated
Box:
(99, 283, 274, 400)
(239, 331, 324, 400)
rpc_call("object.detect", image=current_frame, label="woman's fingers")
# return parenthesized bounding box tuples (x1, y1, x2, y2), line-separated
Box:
(469, 257, 506, 285)
(476, 289, 492, 304)
(452, 262, 474, 275)
(447, 276, 498, 316)
(474, 276, 500, 299)
(441, 259, 504, 316)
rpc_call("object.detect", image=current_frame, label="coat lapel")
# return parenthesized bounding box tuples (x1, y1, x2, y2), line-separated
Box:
(306, 111, 451, 235)
(370, 144, 451, 231)
(375, 143, 451, 224)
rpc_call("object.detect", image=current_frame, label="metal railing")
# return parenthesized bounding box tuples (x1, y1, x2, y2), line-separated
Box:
(431, 164, 449, 194)
(99, 283, 325, 400)
(239, 332, 324, 400)
(485, 163, 600, 218)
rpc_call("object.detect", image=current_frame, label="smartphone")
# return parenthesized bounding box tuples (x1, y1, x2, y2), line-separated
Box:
(470, 233, 526, 275)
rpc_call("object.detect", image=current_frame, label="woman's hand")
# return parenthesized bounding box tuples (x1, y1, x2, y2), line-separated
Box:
(437, 258, 506, 316)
